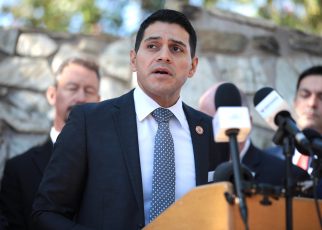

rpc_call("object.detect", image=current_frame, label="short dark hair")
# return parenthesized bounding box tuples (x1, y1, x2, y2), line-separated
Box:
(56, 57, 101, 81)
(297, 65, 322, 90)
(134, 9, 197, 58)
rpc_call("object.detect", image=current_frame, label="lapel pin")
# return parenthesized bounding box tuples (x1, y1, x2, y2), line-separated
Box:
(195, 126, 204, 135)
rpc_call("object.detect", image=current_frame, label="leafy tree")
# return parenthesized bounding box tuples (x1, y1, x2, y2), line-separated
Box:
(202, 0, 322, 36)
(1, 0, 322, 36)
(257, 0, 322, 35)
(1, 0, 128, 35)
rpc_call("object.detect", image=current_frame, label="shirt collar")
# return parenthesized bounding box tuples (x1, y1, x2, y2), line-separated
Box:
(133, 86, 187, 128)
(50, 127, 60, 144)
(240, 137, 251, 160)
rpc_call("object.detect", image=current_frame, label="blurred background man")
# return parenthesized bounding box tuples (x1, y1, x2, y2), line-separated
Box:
(199, 81, 309, 186)
(266, 65, 322, 197)
(0, 57, 101, 230)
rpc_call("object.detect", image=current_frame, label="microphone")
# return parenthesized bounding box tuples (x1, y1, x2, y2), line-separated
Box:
(213, 161, 254, 184)
(298, 128, 322, 157)
(212, 83, 251, 142)
(212, 82, 249, 228)
(253, 87, 310, 151)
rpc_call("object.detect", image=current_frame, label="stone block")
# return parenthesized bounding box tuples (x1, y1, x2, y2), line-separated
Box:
(0, 101, 51, 133)
(16, 32, 58, 57)
(197, 30, 248, 53)
(0, 28, 19, 55)
(0, 57, 54, 91)
(99, 38, 132, 82)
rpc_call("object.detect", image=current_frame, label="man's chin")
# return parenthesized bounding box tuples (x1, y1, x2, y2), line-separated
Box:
(302, 122, 319, 131)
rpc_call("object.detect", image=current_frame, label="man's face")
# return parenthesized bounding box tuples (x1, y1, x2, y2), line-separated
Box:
(294, 75, 322, 134)
(47, 63, 100, 131)
(130, 22, 198, 107)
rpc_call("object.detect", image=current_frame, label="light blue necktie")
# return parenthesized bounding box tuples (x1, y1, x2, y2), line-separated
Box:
(149, 108, 175, 222)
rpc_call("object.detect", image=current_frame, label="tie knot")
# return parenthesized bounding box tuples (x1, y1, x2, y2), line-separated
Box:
(152, 108, 173, 123)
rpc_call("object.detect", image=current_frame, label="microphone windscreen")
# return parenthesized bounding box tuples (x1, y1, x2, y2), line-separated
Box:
(213, 162, 254, 184)
(215, 82, 241, 110)
(253, 87, 273, 106)
(297, 128, 322, 156)
(253, 87, 291, 130)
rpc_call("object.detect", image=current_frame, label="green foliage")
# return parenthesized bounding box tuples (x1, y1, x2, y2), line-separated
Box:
(0, 0, 168, 35)
(141, 0, 165, 11)
(202, 0, 322, 36)
(2, 0, 109, 33)
(238, 0, 322, 36)
(1, 0, 322, 36)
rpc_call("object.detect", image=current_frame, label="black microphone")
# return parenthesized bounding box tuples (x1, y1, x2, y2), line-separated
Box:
(213, 82, 249, 229)
(215, 82, 241, 108)
(213, 162, 254, 184)
(298, 128, 322, 157)
(213, 83, 251, 142)
(253, 87, 310, 152)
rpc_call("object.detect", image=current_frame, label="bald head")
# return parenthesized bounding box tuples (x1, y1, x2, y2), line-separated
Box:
(198, 82, 226, 116)
(199, 82, 252, 147)
(199, 82, 250, 117)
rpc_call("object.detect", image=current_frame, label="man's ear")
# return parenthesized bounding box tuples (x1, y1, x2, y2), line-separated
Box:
(46, 86, 56, 106)
(130, 50, 137, 72)
(188, 56, 198, 78)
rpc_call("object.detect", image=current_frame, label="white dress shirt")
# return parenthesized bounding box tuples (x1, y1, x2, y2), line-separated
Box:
(239, 137, 251, 162)
(134, 86, 195, 224)
(50, 127, 60, 144)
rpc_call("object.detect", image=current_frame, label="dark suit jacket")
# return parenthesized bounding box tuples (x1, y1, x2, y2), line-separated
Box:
(242, 143, 309, 186)
(0, 139, 53, 230)
(0, 208, 8, 230)
(265, 145, 322, 198)
(265, 146, 284, 160)
(32, 90, 229, 230)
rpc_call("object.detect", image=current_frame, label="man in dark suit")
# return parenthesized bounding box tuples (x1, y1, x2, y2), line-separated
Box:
(242, 143, 309, 186)
(266, 65, 322, 197)
(0, 57, 101, 230)
(199, 82, 309, 186)
(0, 209, 7, 230)
(31, 9, 229, 229)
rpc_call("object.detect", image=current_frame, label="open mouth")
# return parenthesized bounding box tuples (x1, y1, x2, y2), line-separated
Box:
(154, 70, 169, 74)
(153, 67, 172, 76)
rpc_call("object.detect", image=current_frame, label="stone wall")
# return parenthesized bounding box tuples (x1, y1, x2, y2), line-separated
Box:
(1, 4, 322, 179)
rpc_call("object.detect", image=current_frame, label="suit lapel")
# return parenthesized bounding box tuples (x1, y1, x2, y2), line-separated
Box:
(111, 90, 144, 216)
(31, 139, 53, 175)
(242, 143, 261, 169)
(183, 103, 209, 185)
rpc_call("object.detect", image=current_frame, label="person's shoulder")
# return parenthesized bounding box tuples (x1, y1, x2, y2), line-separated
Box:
(264, 145, 282, 153)
(78, 90, 134, 113)
(251, 144, 283, 162)
(4, 143, 45, 169)
(264, 145, 284, 159)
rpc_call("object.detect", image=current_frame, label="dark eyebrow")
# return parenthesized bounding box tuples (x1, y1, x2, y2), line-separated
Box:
(170, 39, 187, 48)
(143, 36, 187, 48)
(143, 36, 161, 43)
(298, 88, 322, 96)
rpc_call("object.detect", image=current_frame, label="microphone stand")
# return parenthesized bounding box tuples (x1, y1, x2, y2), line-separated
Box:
(273, 126, 295, 230)
(226, 128, 249, 230)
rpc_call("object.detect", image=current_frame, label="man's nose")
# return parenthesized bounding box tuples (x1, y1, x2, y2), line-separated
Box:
(308, 94, 318, 107)
(157, 47, 171, 63)
(75, 90, 87, 104)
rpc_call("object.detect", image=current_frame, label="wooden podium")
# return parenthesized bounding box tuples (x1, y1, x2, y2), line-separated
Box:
(144, 182, 322, 230)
